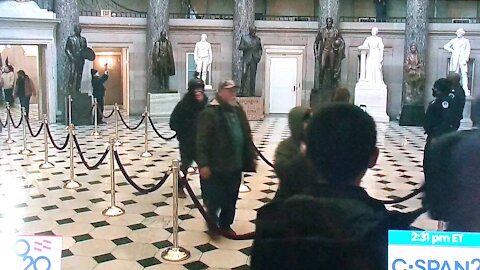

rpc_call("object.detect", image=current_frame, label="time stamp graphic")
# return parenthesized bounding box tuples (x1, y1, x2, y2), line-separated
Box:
(388, 230, 480, 270)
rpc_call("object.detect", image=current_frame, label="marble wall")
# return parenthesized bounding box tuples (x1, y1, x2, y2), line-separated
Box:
(78, 16, 480, 119)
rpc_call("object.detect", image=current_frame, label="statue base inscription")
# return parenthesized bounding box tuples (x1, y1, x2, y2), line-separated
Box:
(237, 97, 265, 121)
(148, 93, 180, 117)
(354, 82, 389, 122)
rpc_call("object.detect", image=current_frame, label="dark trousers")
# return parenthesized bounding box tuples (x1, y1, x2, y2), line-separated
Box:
(19, 95, 31, 118)
(95, 96, 104, 122)
(179, 144, 195, 190)
(200, 170, 242, 229)
(4, 88, 14, 106)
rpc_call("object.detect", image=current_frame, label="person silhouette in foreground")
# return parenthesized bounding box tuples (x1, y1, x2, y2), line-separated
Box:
(251, 104, 423, 270)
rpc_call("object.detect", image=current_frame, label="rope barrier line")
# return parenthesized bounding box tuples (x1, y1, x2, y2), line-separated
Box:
(378, 186, 425, 205)
(45, 124, 70, 150)
(103, 107, 116, 119)
(0, 115, 7, 128)
(114, 151, 171, 194)
(148, 116, 177, 140)
(118, 111, 145, 130)
(25, 118, 44, 138)
(73, 135, 110, 170)
(182, 180, 256, 240)
(252, 144, 275, 168)
(9, 111, 23, 128)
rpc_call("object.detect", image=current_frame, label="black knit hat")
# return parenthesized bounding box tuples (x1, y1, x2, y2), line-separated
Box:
(188, 78, 205, 91)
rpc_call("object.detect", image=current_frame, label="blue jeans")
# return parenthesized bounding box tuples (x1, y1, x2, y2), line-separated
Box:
(19, 95, 31, 118)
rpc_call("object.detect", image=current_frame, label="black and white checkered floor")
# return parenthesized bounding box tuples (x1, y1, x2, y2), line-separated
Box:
(0, 106, 436, 269)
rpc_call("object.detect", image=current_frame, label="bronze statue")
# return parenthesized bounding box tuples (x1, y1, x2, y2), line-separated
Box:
(314, 17, 345, 90)
(153, 30, 175, 92)
(404, 43, 425, 104)
(239, 26, 263, 97)
(65, 24, 94, 93)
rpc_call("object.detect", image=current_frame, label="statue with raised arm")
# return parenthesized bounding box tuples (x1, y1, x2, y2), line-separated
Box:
(153, 30, 175, 92)
(65, 24, 94, 93)
(404, 43, 425, 104)
(239, 26, 263, 97)
(194, 34, 212, 84)
(444, 28, 471, 95)
(358, 27, 385, 85)
(314, 17, 345, 89)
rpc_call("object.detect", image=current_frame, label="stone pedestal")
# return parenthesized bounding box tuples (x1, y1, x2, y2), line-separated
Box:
(354, 82, 389, 122)
(148, 93, 180, 117)
(459, 95, 474, 130)
(71, 92, 92, 126)
(237, 97, 264, 121)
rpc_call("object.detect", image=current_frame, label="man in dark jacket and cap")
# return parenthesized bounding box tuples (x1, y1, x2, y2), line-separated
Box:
(251, 104, 423, 270)
(196, 79, 257, 237)
(170, 78, 208, 198)
(91, 64, 109, 124)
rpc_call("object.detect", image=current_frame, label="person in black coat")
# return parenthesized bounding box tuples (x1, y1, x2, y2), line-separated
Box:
(91, 64, 109, 124)
(251, 104, 423, 270)
(170, 78, 208, 198)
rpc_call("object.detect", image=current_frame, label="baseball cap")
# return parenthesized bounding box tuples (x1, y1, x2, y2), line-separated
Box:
(218, 79, 237, 91)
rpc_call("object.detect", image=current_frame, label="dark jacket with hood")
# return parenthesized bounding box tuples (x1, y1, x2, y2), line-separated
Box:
(91, 73, 109, 98)
(274, 107, 317, 200)
(196, 95, 257, 173)
(251, 183, 423, 270)
(169, 90, 208, 157)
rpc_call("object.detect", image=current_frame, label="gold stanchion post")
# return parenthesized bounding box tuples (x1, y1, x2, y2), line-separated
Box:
(3, 104, 14, 144)
(63, 124, 81, 189)
(114, 103, 121, 146)
(161, 159, 190, 261)
(19, 108, 32, 155)
(140, 106, 152, 158)
(90, 99, 100, 137)
(102, 137, 125, 217)
(39, 114, 54, 169)
(239, 173, 251, 193)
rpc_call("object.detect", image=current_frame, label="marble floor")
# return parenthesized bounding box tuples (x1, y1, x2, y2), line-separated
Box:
(0, 105, 436, 270)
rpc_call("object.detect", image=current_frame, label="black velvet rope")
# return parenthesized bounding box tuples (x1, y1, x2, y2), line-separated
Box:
(25, 118, 44, 138)
(103, 107, 115, 119)
(73, 135, 109, 170)
(378, 186, 425, 205)
(118, 111, 145, 130)
(252, 143, 275, 168)
(114, 151, 171, 193)
(148, 117, 177, 140)
(9, 110, 23, 128)
(183, 180, 256, 240)
(45, 124, 70, 150)
(0, 115, 7, 128)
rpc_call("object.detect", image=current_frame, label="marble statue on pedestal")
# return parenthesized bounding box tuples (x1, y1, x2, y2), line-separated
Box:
(239, 26, 262, 97)
(354, 27, 389, 122)
(444, 28, 471, 96)
(314, 17, 345, 90)
(194, 34, 212, 84)
(359, 27, 385, 85)
(153, 30, 175, 92)
(404, 43, 425, 105)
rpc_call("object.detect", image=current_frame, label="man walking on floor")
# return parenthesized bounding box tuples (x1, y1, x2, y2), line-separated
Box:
(196, 79, 257, 237)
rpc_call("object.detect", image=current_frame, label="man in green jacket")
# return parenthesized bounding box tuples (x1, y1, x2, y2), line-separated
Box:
(196, 79, 257, 237)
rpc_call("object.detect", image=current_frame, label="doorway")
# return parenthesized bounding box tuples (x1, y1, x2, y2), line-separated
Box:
(92, 48, 129, 113)
(264, 46, 304, 114)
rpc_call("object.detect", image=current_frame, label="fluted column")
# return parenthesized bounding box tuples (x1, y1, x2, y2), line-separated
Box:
(54, 0, 79, 123)
(233, 0, 254, 87)
(147, 0, 169, 93)
(319, 0, 340, 27)
(403, 0, 429, 105)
